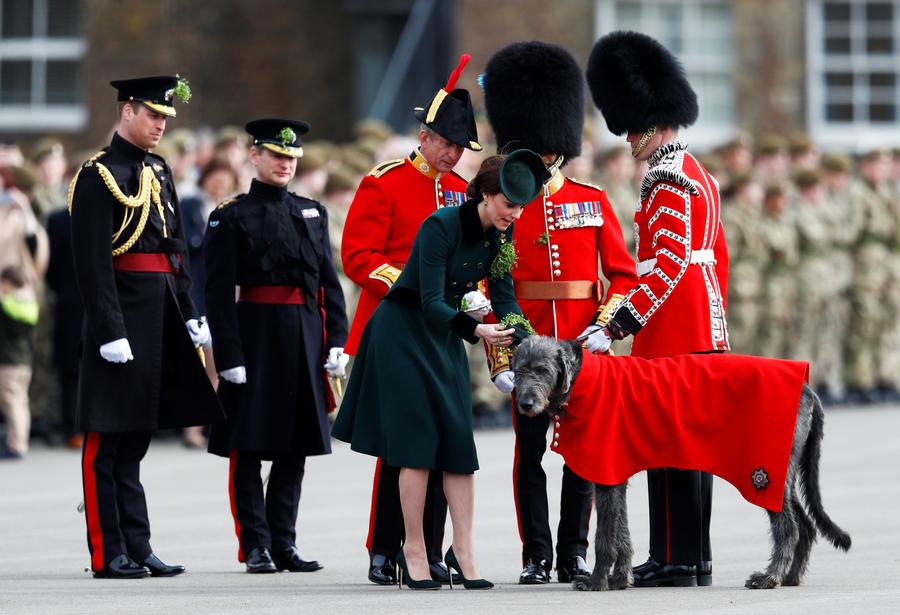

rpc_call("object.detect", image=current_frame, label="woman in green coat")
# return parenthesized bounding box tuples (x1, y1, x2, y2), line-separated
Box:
(332, 150, 548, 588)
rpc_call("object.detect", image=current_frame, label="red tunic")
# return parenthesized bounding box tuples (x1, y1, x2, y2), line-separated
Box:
(341, 149, 468, 354)
(511, 170, 638, 339)
(615, 140, 730, 358)
(551, 350, 809, 512)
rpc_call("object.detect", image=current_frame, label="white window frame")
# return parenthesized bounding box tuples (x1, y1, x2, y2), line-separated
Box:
(593, 0, 737, 151)
(0, 0, 86, 131)
(807, 0, 900, 151)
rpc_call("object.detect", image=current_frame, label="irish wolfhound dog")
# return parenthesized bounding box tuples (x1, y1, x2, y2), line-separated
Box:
(511, 336, 852, 590)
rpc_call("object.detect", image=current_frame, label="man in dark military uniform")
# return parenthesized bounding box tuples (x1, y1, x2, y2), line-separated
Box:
(204, 119, 348, 574)
(69, 75, 224, 579)
(341, 54, 479, 585)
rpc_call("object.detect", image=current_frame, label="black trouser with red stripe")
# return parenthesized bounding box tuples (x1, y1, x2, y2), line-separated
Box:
(647, 468, 713, 565)
(512, 405, 592, 567)
(81, 431, 154, 571)
(229, 450, 306, 561)
(366, 459, 447, 564)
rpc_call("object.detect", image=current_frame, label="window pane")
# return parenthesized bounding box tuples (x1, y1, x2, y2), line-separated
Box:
(0, 60, 32, 103)
(826, 102, 854, 121)
(870, 72, 896, 87)
(869, 103, 895, 121)
(824, 2, 851, 22)
(46, 60, 79, 103)
(826, 72, 855, 87)
(867, 35, 893, 53)
(47, 0, 80, 37)
(2, 0, 33, 38)
(825, 35, 852, 54)
(866, 2, 893, 22)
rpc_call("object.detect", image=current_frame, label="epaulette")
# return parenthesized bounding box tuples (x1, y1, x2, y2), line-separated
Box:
(568, 177, 605, 192)
(368, 158, 404, 178)
(640, 156, 700, 202)
(216, 193, 246, 209)
(80, 150, 107, 169)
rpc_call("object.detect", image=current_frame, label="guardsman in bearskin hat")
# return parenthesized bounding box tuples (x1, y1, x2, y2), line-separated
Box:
(203, 119, 348, 574)
(585, 31, 730, 587)
(69, 75, 224, 578)
(341, 54, 480, 586)
(481, 41, 638, 585)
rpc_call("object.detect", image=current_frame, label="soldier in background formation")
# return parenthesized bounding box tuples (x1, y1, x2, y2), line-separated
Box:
(716, 140, 900, 404)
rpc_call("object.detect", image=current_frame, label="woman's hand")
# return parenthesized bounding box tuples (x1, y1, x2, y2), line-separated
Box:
(475, 323, 515, 347)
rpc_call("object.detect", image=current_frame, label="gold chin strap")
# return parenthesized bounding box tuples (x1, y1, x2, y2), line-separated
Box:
(633, 127, 657, 158)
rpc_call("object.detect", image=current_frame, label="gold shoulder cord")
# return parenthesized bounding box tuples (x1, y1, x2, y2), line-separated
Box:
(68, 155, 164, 256)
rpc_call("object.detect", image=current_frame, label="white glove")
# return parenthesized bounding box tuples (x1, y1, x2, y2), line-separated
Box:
(579, 324, 612, 354)
(220, 366, 247, 384)
(186, 318, 211, 347)
(493, 370, 515, 393)
(461, 290, 492, 322)
(324, 347, 349, 378)
(99, 338, 134, 363)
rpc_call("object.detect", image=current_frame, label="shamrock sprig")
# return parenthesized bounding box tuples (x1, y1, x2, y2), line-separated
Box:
(489, 234, 517, 280)
(279, 127, 297, 148)
(174, 76, 191, 103)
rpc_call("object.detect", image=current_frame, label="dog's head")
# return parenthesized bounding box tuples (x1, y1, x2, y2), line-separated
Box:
(512, 336, 583, 417)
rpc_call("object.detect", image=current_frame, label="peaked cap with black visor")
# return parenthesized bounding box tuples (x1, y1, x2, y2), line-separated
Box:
(482, 41, 584, 163)
(414, 54, 482, 151)
(110, 75, 191, 118)
(585, 31, 698, 137)
(245, 118, 309, 158)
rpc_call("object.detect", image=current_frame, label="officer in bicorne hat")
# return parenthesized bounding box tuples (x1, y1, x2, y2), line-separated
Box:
(204, 118, 348, 574)
(340, 54, 480, 586)
(585, 31, 731, 587)
(481, 40, 638, 585)
(69, 75, 224, 579)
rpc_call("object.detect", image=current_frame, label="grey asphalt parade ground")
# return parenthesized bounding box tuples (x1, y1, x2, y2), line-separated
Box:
(2, 403, 899, 615)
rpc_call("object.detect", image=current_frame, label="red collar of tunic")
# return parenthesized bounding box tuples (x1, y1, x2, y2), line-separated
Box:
(551, 350, 809, 512)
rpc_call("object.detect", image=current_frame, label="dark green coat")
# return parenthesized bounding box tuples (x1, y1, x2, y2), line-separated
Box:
(332, 199, 527, 473)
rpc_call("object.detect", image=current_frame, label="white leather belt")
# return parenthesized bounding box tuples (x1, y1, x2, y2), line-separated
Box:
(636, 249, 716, 276)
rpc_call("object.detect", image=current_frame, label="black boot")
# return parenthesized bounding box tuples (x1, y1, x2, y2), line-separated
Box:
(557, 555, 590, 583)
(93, 554, 150, 579)
(368, 552, 397, 585)
(245, 546, 277, 574)
(519, 558, 551, 584)
(141, 553, 185, 577)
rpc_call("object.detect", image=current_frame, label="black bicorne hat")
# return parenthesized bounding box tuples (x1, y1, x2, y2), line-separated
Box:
(245, 118, 310, 158)
(414, 54, 482, 151)
(585, 31, 698, 136)
(110, 75, 191, 118)
(500, 149, 552, 205)
(483, 41, 584, 160)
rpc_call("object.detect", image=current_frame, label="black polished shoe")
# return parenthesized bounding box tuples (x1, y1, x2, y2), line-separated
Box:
(697, 560, 712, 586)
(368, 553, 397, 585)
(272, 546, 323, 572)
(93, 553, 150, 579)
(557, 555, 591, 583)
(519, 558, 551, 584)
(245, 546, 278, 574)
(429, 560, 462, 584)
(632, 557, 659, 580)
(632, 558, 697, 587)
(141, 553, 185, 577)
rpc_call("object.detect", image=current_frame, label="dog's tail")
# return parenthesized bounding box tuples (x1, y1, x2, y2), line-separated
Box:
(801, 389, 852, 552)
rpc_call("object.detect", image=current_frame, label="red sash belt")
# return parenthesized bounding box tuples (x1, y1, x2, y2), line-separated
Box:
(239, 285, 305, 304)
(113, 252, 176, 273)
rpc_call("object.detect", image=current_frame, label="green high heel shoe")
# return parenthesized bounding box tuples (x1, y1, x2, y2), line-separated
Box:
(396, 550, 441, 590)
(445, 547, 494, 590)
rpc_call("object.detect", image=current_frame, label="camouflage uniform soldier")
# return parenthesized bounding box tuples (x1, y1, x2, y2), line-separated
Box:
(790, 171, 838, 395)
(757, 184, 799, 360)
(720, 174, 765, 354)
(846, 150, 896, 401)
(821, 154, 862, 401)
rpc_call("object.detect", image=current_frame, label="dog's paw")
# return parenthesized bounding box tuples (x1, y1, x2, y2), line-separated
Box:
(573, 574, 609, 591)
(608, 571, 631, 590)
(745, 572, 780, 589)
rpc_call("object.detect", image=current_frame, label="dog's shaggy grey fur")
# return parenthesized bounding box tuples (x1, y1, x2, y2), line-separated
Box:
(512, 336, 852, 590)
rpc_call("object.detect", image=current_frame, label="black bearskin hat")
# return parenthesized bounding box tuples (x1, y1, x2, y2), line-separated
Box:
(585, 31, 698, 136)
(483, 41, 584, 160)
